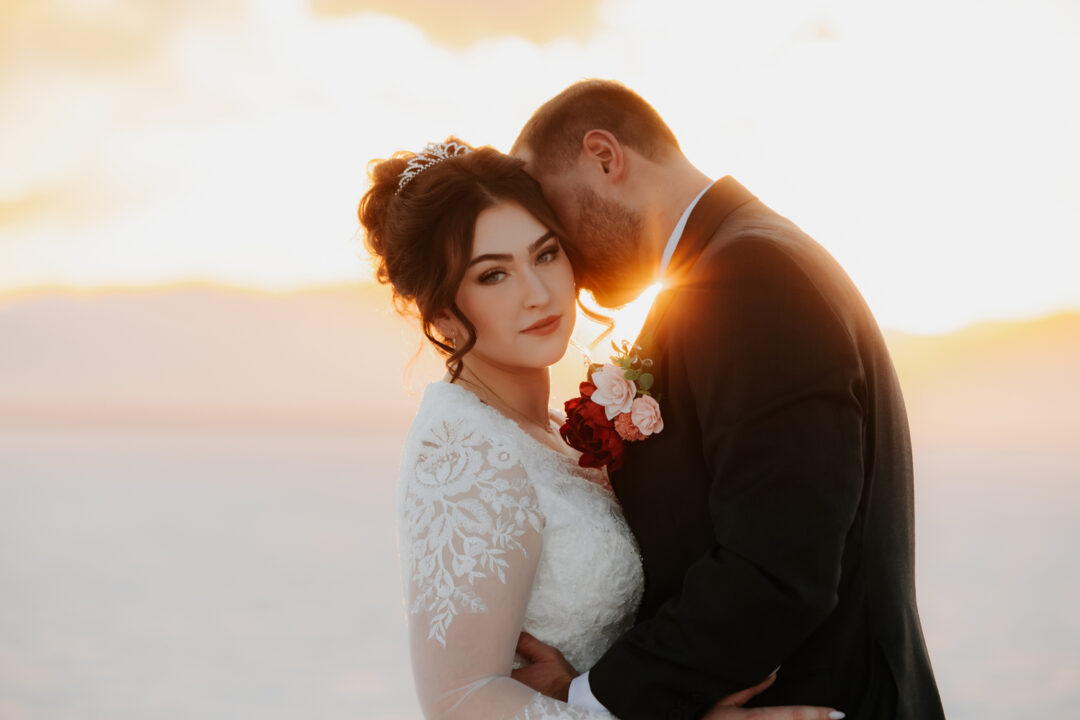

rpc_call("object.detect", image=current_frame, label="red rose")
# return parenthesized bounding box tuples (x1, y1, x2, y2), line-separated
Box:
(560, 383, 625, 471)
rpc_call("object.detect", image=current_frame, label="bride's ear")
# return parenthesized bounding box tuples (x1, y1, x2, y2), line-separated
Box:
(581, 129, 624, 181)
(433, 311, 461, 344)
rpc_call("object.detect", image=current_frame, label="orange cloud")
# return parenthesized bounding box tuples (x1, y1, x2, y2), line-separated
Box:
(0, 186, 76, 226)
(0, 0, 249, 77)
(310, 0, 603, 46)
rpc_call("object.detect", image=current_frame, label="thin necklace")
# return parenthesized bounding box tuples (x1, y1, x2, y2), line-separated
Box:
(456, 370, 557, 437)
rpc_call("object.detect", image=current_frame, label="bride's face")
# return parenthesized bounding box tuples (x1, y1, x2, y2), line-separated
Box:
(450, 201, 577, 371)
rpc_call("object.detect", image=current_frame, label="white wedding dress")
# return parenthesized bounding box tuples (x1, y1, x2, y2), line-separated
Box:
(398, 381, 645, 719)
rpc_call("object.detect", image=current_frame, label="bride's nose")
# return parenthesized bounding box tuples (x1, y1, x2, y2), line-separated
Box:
(522, 267, 552, 309)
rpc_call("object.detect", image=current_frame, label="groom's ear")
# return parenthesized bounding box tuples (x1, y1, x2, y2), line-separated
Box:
(581, 130, 624, 181)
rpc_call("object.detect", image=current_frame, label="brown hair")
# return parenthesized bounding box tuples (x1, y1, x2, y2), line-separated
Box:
(511, 79, 682, 175)
(359, 138, 605, 380)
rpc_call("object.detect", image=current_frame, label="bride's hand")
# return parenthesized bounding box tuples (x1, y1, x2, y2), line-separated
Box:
(702, 673, 844, 720)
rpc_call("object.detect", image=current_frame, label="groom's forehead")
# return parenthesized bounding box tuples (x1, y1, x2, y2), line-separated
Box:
(512, 145, 537, 174)
(513, 144, 573, 180)
(511, 144, 531, 161)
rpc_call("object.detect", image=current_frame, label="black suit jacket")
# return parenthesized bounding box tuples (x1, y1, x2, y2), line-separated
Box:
(587, 178, 945, 720)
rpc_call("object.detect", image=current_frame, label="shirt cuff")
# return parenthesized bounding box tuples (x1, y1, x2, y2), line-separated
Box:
(567, 671, 610, 713)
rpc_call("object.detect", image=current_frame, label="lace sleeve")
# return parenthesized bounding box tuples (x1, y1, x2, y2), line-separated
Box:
(400, 418, 617, 720)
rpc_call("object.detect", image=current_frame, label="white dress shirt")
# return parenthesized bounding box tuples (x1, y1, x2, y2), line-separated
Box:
(566, 181, 712, 714)
(657, 183, 711, 278)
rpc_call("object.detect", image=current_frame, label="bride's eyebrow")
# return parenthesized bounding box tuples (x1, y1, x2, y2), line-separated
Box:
(467, 231, 556, 267)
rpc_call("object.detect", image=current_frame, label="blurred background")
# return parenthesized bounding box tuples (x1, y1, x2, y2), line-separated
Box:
(1, 1, 1078, 718)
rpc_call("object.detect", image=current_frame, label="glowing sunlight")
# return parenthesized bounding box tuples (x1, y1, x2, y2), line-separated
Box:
(1, 0, 1076, 333)
(3, 5, 1080, 720)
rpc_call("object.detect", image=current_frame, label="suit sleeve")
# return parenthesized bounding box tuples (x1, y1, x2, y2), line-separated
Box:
(587, 239, 867, 720)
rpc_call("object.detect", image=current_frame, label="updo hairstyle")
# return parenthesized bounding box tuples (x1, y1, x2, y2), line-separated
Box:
(359, 138, 581, 380)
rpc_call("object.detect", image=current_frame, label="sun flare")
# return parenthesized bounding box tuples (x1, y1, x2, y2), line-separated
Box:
(571, 281, 665, 362)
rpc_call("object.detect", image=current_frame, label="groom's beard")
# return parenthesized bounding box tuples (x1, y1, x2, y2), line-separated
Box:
(573, 186, 652, 309)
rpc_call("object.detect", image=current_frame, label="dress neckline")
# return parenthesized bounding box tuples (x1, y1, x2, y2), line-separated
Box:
(430, 381, 582, 468)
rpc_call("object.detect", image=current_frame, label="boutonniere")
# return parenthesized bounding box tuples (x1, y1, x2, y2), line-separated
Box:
(559, 341, 664, 472)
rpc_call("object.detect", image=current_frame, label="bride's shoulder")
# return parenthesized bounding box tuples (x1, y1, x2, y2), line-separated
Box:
(399, 382, 539, 508)
(408, 381, 497, 433)
(401, 382, 521, 465)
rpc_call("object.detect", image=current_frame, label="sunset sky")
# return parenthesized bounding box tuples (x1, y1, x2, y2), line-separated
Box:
(1, 0, 1078, 333)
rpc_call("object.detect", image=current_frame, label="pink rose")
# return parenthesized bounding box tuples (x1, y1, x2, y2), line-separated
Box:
(590, 364, 637, 420)
(630, 395, 664, 436)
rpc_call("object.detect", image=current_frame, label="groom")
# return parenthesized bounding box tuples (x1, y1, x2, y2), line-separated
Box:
(509, 80, 945, 719)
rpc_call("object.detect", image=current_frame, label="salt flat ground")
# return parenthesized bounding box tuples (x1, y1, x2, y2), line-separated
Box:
(0, 427, 1077, 719)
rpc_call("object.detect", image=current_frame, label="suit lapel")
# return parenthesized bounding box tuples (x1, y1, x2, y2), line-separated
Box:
(610, 177, 756, 491)
(665, 176, 756, 280)
(633, 176, 757, 363)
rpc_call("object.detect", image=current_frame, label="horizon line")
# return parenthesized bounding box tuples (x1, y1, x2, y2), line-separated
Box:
(0, 278, 1077, 338)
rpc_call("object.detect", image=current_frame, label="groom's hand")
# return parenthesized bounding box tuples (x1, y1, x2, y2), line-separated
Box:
(716, 671, 779, 706)
(511, 631, 579, 702)
(703, 706, 844, 719)
(703, 673, 845, 720)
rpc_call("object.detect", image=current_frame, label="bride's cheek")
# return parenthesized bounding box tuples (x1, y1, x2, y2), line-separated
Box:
(549, 260, 575, 301)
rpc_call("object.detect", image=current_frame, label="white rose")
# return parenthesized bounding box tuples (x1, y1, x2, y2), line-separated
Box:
(590, 364, 637, 420)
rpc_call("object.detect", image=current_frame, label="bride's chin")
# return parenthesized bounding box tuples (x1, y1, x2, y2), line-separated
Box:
(536, 345, 571, 369)
(527, 337, 573, 370)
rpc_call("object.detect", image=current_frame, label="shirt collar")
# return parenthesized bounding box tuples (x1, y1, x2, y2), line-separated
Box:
(658, 183, 712, 278)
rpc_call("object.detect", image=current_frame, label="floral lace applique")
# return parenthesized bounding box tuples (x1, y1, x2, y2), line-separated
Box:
(404, 418, 544, 646)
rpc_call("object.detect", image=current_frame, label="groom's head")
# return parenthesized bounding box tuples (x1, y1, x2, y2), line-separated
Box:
(512, 80, 684, 308)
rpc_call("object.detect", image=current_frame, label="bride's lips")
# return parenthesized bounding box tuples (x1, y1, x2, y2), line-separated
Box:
(521, 314, 562, 336)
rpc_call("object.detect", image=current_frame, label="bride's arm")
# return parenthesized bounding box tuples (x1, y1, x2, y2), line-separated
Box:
(401, 426, 614, 720)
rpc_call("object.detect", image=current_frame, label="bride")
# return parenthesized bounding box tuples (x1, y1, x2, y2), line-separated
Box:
(359, 139, 842, 720)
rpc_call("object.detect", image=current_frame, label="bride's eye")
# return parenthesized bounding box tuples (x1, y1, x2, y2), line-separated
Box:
(478, 269, 506, 284)
(536, 245, 560, 264)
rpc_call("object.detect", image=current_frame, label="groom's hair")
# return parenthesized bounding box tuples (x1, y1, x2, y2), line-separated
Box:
(512, 79, 681, 174)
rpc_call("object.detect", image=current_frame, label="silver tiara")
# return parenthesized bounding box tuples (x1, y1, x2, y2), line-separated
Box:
(396, 141, 472, 193)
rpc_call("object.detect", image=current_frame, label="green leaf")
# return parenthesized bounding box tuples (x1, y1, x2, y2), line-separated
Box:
(614, 357, 631, 368)
(637, 373, 654, 390)
(624, 369, 641, 381)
